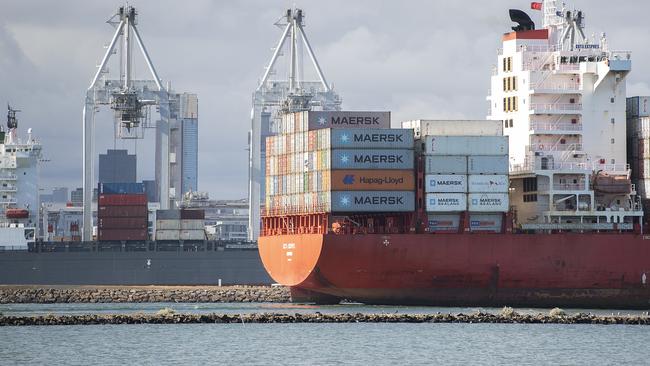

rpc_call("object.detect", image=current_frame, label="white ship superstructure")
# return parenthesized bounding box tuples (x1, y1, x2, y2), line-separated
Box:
(0, 106, 41, 249)
(488, 0, 642, 229)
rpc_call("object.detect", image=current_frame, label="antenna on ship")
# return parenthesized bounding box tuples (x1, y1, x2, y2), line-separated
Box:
(7, 104, 19, 130)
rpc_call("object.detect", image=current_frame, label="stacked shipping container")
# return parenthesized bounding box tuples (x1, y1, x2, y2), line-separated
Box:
(265, 111, 416, 215)
(406, 121, 509, 233)
(97, 183, 148, 241)
(155, 209, 205, 241)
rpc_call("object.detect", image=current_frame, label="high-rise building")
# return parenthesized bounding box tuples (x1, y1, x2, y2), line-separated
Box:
(98, 149, 136, 183)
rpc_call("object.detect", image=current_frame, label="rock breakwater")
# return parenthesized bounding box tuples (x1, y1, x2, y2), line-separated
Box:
(0, 285, 290, 304)
(1, 312, 649, 326)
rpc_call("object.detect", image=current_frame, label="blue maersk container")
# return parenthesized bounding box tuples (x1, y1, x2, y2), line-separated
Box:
(98, 182, 146, 195)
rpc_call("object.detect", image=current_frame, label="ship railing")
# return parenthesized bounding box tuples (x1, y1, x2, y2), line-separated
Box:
(511, 161, 629, 174)
(0, 174, 17, 180)
(557, 64, 580, 72)
(530, 82, 581, 91)
(519, 44, 558, 53)
(537, 183, 587, 191)
(0, 187, 17, 192)
(529, 121, 582, 132)
(529, 103, 583, 112)
(609, 51, 632, 61)
(0, 199, 17, 205)
(529, 143, 583, 152)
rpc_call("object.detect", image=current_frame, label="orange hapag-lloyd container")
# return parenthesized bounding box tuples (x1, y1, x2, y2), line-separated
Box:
(330, 170, 415, 191)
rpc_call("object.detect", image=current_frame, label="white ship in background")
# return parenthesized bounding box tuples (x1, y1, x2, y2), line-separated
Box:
(488, 0, 642, 229)
(0, 106, 42, 249)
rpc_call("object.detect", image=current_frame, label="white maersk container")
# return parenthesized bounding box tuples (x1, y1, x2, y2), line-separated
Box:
(424, 156, 467, 174)
(425, 174, 467, 193)
(468, 175, 509, 193)
(468, 156, 509, 175)
(468, 193, 509, 212)
(422, 136, 508, 156)
(402, 120, 503, 138)
(425, 193, 467, 212)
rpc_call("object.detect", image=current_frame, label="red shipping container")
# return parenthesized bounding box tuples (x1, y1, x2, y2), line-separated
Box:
(98, 229, 148, 241)
(98, 217, 148, 229)
(98, 205, 148, 218)
(98, 194, 147, 206)
(180, 209, 205, 220)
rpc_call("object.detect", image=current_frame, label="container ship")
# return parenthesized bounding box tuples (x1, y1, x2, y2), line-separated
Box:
(257, 1, 650, 308)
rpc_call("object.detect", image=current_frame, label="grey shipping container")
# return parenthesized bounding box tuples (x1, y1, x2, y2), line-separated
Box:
(308, 111, 390, 130)
(180, 230, 206, 241)
(331, 149, 414, 170)
(330, 129, 414, 149)
(156, 219, 181, 230)
(330, 191, 414, 212)
(155, 229, 180, 241)
(156, 209, 181, 220)
(402, 120, 503, 138)
(468, 156, 509, 174)
(424, 156, 467, 174)
(422, 136, 508, 156)
(181, 220, 205, 230)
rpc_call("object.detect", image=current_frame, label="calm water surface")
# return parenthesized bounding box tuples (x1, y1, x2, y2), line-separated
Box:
(1, 303, 647, 365)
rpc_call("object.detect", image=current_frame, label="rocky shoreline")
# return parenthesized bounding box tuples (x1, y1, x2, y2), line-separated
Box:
(1, 311, 649, 326)
(0, 285, 290, 304)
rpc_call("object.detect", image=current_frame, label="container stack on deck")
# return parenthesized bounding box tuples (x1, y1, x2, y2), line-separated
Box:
(155, 209, 205, 241)
(97, 183, 148, 241)
(265, 111, 415, 216)
(404, 120, 509, 233)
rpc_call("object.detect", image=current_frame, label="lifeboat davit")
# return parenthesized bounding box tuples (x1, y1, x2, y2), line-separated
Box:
(6, 208, 29, 219)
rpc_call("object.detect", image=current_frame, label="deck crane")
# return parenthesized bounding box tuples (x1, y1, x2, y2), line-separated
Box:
(249, 8, 342, 240)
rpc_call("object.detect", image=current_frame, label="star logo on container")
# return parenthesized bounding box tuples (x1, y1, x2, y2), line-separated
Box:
(340, 133, 350, 143)
(340, 154, 350, 164)
(472, 199, 479, 205)
(343, 175, 355, 185)
(340, 195, 351, 206)
(317, 117, 327, 126)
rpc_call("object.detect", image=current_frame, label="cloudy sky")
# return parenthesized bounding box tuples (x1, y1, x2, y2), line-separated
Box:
(1, 0, 649, 199)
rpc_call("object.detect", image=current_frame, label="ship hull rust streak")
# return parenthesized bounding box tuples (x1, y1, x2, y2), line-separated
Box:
(258, 233, 650, 308)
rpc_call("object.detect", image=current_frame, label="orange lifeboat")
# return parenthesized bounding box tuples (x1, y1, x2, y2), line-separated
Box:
(6, 208, 29, 219)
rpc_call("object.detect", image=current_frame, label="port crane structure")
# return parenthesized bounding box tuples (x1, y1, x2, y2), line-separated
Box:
(82, 6, 176, 241)
(249, 8, 341, 240)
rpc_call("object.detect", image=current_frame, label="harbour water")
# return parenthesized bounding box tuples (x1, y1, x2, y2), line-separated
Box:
(1, 303, 648, 365)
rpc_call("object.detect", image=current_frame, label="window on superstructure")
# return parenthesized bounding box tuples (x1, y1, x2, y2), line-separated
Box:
(523, 194, 538, 202)
(523, 177, 537, 192)
(507, 57, 512, 72)
(611, 97, 615, 103)
(513, 76, 518, 91)
(503, 78, 507, 91)
(503, 98, 507, 112)
(503, 57, 507, 72)
(506, 77, 511, 91)
(514, 96, 518, 111)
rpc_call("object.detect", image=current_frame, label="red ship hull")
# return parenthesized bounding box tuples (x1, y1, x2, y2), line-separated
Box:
(259, 233, 650, 308)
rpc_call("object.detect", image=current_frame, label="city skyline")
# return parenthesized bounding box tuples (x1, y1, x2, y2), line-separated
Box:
(1, 0, 649, 199)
